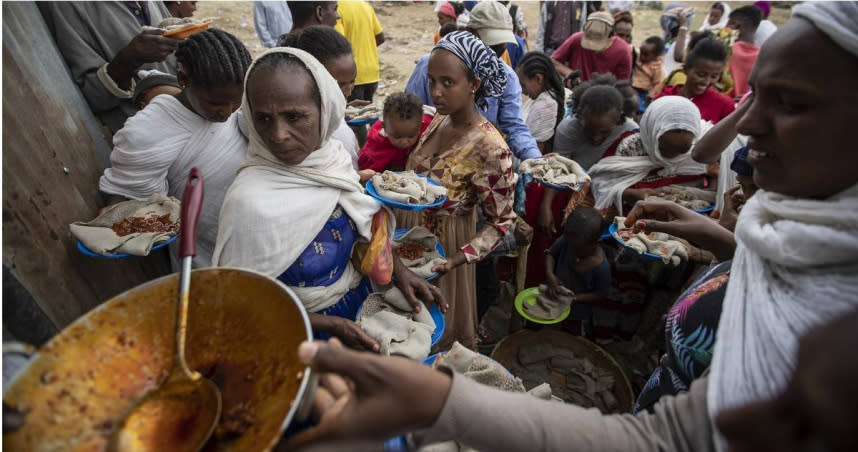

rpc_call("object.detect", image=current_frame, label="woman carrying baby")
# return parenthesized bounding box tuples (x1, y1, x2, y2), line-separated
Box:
(212, 47, 444, 351)
(396, 31, 517, 350)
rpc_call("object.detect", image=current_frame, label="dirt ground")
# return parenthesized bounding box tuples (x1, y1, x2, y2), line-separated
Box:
(197, 1, 791, 97)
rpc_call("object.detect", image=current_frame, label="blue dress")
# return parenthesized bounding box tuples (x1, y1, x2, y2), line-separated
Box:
(277, 206, 371, 329)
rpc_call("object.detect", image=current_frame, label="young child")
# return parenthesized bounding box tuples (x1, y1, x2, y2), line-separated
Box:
(545, 207, 612, 336)
(632, 36, 666, 107)
(357, 92, 434, 173)
(516, 51, 565, 152)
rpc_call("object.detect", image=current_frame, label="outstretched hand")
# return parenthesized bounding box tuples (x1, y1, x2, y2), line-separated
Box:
(625, 198, 736, 261)
(394, 255, 449, 313)
(281, 339, 452, 450)
(329, 317, 380, 352)
(430, 251, 468, 275)
(718, 185, 744, 232)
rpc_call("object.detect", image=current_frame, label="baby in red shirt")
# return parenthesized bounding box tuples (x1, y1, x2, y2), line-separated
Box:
(358, 92, 434, 175)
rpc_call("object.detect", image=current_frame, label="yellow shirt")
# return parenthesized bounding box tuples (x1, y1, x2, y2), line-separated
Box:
(500, 49, 511, 67)
(335, 1, 383, 85)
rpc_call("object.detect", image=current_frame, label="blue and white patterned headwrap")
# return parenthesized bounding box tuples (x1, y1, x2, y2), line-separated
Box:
(433, 31, 507, 109)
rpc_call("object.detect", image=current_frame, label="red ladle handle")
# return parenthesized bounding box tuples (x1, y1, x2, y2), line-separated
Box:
(180, 168, 204, 258)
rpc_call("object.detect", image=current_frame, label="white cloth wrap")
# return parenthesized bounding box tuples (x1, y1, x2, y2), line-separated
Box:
(99, 95, 247, 268)
(792, 1, 858, 58)
(521, 91, 559, 143)
(331, 119, 359, 170)
(698, 3, 731, 32)
(708, 184, 858, 450)
(588, 97, 707, 212)
(709, 6, 858, 447)
(212, 47, 382, 313)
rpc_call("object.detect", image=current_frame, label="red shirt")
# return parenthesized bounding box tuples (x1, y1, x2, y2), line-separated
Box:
(551, 32, 632, 81)
(728, 41, 759, 98)
(657, 86, 736, 124)
(358, 113, 433, 172)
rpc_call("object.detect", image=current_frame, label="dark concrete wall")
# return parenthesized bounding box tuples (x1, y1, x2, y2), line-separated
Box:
(2, 2, 169, 335)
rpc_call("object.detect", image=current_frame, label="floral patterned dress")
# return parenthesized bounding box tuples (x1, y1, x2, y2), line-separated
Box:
(397, 115, 517, 349)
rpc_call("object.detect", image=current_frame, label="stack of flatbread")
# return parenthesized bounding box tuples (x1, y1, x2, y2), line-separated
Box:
(370, 171, 447, 205)
(510, 343, 620, 413)
(613, 217, 689, 265)
(522, 284, 575, 320)
(650, 185, 717, 211)
(70, 195, 180, 256)
(520, 155, 590, 189)
(357, 287, 436, 360)
(345, 104, 382, 121)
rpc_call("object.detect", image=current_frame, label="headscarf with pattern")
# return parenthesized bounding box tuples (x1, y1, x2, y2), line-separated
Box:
(433, 30, 507, 109)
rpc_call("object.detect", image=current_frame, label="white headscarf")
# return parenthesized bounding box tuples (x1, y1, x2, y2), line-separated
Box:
(588, 96, 707, 212)
(792, 0, 858, 57)
(212, 47, 382, 312)
(698, 2, 731, 32)
(708, 3, 858, 450)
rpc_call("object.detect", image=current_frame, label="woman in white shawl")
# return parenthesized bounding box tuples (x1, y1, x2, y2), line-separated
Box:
(588, 96, 708, 216)
(212, 47, 444, 350)
(99, 29, 251, 268)
(699, 2, 731, 32)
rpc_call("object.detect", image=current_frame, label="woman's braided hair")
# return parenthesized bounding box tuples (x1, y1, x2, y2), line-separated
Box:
(175, 28, 251, 87)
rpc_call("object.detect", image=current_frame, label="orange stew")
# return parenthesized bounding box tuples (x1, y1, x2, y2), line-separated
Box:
(397, 242, 429, 260)
(111, 214, 178, 237)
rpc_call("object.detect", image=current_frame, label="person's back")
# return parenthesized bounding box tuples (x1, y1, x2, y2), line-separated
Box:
(254, 1, 293, 48)
(537, 0, 585, 54)
(335, 0, 383, 98)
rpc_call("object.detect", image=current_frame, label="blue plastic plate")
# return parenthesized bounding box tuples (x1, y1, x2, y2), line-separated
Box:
(608, 223, 663, 261)
(346, 116, 379, 126)
(600, 223, 612, 241)
(365, 173, 447, 211)
(357, 300, 445, 349)
(695, 204, 715, 215)
(77, 234, 177, 259)
(535, 177, 587, 192)
(393, 228, 446, 282)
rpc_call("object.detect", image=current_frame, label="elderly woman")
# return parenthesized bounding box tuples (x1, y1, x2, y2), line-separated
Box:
(213, 48, 444, 350)
(282, 3, 858, 451)
(588, 96, 708, 216)
(397, 31, 517, 350)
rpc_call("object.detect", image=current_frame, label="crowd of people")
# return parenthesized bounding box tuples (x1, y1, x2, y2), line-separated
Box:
(37, 0, 858, 450)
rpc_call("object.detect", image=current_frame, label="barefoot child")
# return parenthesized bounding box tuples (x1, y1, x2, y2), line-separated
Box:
(357, 92, 434, 173)
(545, 207, 611, 335)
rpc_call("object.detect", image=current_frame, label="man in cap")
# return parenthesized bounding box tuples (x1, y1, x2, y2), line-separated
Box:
(405, 0, 541, 161)
(552, 10, 632, 84)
